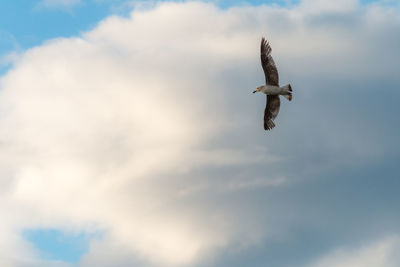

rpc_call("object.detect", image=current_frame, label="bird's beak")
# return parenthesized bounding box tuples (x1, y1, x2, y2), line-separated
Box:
(252, 90, 257, 94)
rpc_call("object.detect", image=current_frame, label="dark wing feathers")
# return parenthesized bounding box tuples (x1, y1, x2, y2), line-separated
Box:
(261, 38, 281, 131)
(264, 95, 280, 131)
(260, 37, 279, 86)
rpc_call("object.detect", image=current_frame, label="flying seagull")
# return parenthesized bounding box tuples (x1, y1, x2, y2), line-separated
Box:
(253, 37, 292, 131)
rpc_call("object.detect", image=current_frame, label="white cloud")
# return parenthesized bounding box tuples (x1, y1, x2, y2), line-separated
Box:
(299, 0, 359, 13)
(308, 236, 400, 267)
(0, 3, 276, 265)
(0, 1, 399, 266)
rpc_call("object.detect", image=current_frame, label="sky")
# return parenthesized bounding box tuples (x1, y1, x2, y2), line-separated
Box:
(0, 0, 399, 266)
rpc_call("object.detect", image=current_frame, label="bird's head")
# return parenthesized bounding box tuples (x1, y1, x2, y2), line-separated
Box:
(253, 86, 262, 94)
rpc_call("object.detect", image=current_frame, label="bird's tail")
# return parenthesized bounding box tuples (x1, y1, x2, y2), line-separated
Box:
(281, 84, 292, 101)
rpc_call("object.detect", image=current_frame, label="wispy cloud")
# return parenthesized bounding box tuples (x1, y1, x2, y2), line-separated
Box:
(308, 236, 400, 267)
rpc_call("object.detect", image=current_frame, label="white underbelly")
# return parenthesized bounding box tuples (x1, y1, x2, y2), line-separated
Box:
(264, 85, 281, 95)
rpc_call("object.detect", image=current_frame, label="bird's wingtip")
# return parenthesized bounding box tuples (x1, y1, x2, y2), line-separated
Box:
(264, 120, 275, 131)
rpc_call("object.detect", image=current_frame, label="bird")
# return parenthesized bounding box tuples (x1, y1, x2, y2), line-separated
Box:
(253, 37, 292, 131)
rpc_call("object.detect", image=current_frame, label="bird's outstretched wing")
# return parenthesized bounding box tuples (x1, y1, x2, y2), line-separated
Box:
(260, 37, 279, 86)
(264, 95, 280, 130)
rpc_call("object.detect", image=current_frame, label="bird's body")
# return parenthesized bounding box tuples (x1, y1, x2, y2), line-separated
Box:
(253, 37, 293, 131)
(257, 84, 288, 95)
(256, 84, 293, 101)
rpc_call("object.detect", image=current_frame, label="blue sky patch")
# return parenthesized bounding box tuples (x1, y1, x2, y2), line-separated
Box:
(23, 228, 101, 263)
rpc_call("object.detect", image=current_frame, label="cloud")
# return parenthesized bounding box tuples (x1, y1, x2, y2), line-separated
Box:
(308, 236, 400, 267)
(0, 1, 399, 266)
(0, 3, 278, 265)
(299, 0, 359, 13)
